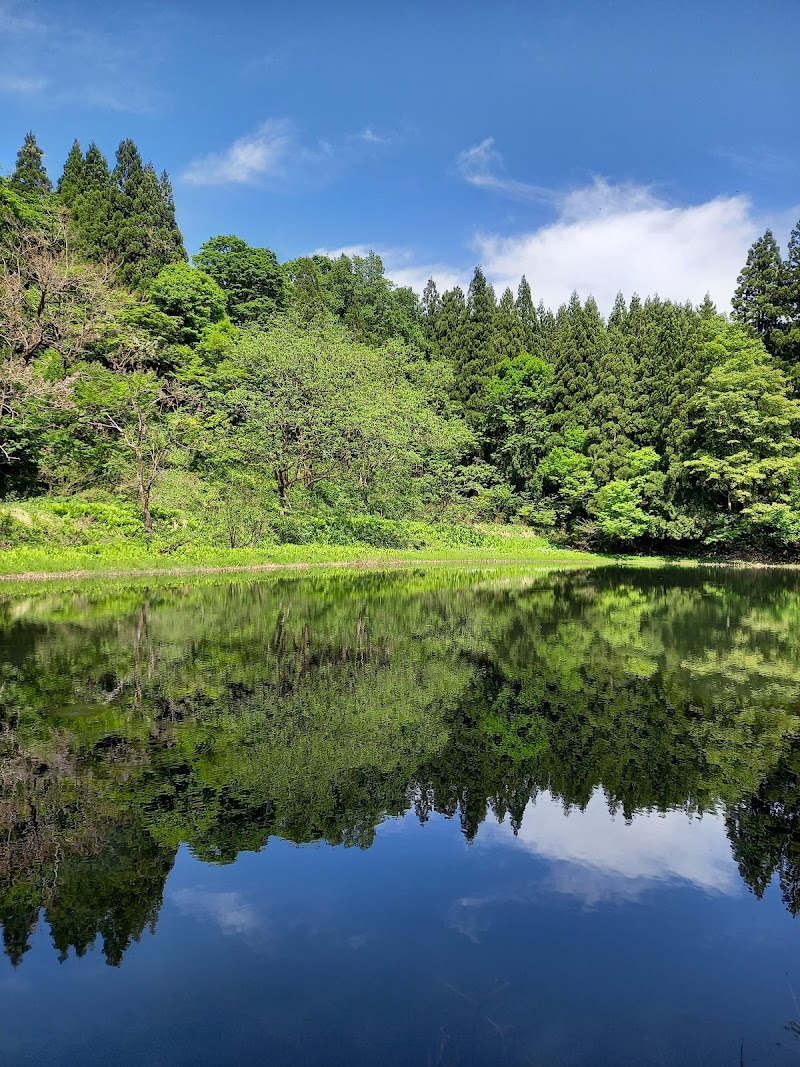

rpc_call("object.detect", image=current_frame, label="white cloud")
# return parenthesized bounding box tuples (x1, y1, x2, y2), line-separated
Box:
(354, 127, 391, 146)
(474, 178, 760, 311)
(184, 120, 394, 187)
(171, 887, 262, 937)
(456, 137, 557, 203)
(0, 5, 45, 34)
(183, 119, 301, 186)
(0, 5, 164, 113)
(312, 243, 464, 295)
(315, 177, 764, 312)
(451, 136, 772, 310)
(0, 74, 46, 94)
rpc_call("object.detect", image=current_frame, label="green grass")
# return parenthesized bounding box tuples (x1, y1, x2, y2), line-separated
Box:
(0, 532, 602, 578)
(0, 497, 731, 581)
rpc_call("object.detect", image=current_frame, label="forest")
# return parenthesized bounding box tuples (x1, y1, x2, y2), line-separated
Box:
(2, 130, 800, 557)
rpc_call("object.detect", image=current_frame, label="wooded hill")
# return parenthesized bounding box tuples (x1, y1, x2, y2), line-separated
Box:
(2, 130, 800, 554)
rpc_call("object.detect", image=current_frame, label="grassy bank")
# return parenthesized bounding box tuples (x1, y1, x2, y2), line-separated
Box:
(0, 535, 604, 580)
(1, 499, 790, 582)
(0, 499, 607, 578)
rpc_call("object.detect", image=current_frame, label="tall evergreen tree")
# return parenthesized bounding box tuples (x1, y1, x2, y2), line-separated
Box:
(608, 291, 628, 333)
(56, 140, 84, 206)
(83, 142, 112, 188)
(452, 266, 497, 419)
(11, 131, 52, 196)
(494, 287, 527, 360)
(732, 230, 785, 353)
(421, 278, 442, 349)
(111, 142, 185, 288)
(515, 275, 539, 354)
(158, 170, 186, 266)
(620, 293, 650, 447)
(551, 293, 607, 434)
(70, 142, 115, 262)
(436, 287, 468, 370)
(535, 300, 557, 373)
(590, 294, 637, 483)
(775, 219, 800, 367)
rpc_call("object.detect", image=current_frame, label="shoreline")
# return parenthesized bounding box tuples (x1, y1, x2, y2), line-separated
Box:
(0, 553, 599, 584)
(0, 549, 797, 585)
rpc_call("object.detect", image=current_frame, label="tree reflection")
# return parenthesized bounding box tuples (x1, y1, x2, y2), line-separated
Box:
(1, 566, 799, 965)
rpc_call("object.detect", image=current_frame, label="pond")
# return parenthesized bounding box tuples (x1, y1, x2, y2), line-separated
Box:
(1, 565, 799, 1065)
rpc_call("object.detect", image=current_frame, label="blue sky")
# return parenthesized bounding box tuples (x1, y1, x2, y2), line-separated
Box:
(1, 0, 798, 310)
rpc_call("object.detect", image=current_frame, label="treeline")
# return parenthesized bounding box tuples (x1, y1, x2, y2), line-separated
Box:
(1, 130, 800, 552)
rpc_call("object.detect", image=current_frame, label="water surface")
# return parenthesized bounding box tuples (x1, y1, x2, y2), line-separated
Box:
(1, 565, 800, 1065)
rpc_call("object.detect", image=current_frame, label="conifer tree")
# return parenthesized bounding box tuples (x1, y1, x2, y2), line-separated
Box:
(775, 219, 800, 366)
(620, 293, 650, 446)
(515, 275, 539, 354)
(56, 140, 84, 206)
(632, 300, 705, 473)
(70, 142, 115, 262)
(608, 291, 628, 333)
(732, 230, 784, 353)
(551, 293, 607, 433)
(786, 220, 800, 307)
(83, 142, 112, 189)
(158, 170, 185, 264)
(577, 296, 609, 430)
(536, 300, 557, 360)
(421, 278, 442, 349)
(436, 287, 468, 370)
(11, 132, 52, 196)
(112, 141, 185, 288)
(590, 294, 637, 483)
(494, 287, 527, 360)
(452, 266, 497, 419)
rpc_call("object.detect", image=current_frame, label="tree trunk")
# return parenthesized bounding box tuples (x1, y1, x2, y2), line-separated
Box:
(276, 466, 290, 510)
(136, 457, 153, 541)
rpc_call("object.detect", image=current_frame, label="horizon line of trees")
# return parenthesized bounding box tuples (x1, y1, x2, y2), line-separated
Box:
(2, 130, 800, 552)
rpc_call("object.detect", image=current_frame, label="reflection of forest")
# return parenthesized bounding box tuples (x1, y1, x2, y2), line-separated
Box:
(1, 566, 800, 966)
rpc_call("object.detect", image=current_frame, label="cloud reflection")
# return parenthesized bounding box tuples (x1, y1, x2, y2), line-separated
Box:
(484, 790, 740, 901)
(170, 888, 263, 937)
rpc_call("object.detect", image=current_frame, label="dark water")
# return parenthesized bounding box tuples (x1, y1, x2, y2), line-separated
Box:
(1, 565, 800, 1065)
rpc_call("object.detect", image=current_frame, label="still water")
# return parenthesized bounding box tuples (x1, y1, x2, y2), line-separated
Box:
(1, 565, 800, 1065)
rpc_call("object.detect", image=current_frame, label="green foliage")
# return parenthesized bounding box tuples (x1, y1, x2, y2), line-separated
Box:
(149, 263, 228, 345)
(590, 479, 651, 543)
(539, 426, 597, 525)
(685, 323, 800, 523)
(482, 352, 552, 493)
(0, 176, 47, 231)
(210, 317, 467, 513)
(193, 235, 286, 325)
